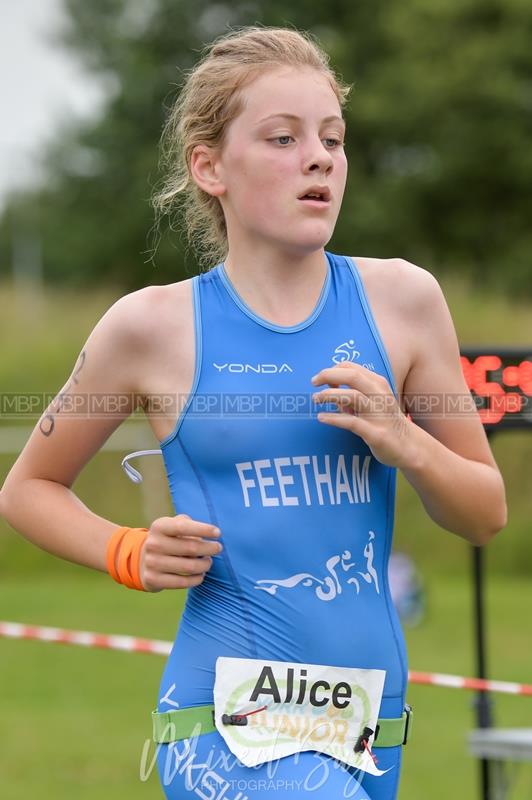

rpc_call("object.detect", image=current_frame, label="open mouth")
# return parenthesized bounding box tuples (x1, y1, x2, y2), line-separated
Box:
(298, 187, 331, 203)
(300, 194, 328, 202)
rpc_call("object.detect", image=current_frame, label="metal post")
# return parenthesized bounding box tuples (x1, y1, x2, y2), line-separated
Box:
(472, 429, 495, 800)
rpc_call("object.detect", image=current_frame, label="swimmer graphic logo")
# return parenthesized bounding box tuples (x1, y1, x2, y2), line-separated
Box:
(254, 532, 380, 601)
(332, 339, 360, 364)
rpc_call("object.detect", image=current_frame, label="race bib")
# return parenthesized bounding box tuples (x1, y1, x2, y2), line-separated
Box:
(213, 656, 389, 776)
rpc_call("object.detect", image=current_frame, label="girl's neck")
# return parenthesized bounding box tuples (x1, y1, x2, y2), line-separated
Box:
(222, 245, 328, 327)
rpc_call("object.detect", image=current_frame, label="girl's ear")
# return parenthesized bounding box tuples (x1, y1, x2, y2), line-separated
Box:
(190, 145, 225, 197)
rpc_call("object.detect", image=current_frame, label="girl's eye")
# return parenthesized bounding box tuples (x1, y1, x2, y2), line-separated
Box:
(270, 136, 344, 148)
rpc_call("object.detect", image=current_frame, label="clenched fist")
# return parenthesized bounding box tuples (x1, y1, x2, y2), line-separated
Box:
(140, 514, 223, 592)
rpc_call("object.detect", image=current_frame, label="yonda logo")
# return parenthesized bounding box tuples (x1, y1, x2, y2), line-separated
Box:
(213, 362, 294, 374)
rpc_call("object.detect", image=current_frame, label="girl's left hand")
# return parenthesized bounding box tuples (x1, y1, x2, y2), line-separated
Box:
(311, 361, 417, 470)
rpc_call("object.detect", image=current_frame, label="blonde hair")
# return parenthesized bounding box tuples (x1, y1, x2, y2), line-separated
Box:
(152, 25, 352, 271)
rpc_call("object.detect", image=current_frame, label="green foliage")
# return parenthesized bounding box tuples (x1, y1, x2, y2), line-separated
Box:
(0, 0, 531, 293)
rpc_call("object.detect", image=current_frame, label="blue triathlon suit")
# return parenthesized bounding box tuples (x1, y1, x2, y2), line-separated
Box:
(153, 251, 409, 799)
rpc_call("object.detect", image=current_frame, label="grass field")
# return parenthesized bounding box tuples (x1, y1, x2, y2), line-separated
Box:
(1, 571, 531, 799)
(1, 276, 531, 798)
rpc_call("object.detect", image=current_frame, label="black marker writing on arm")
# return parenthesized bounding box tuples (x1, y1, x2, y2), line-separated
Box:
(39, 350, 86, 437)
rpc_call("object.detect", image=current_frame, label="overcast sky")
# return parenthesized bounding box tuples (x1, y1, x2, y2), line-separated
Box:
(0, 0, 107, 209)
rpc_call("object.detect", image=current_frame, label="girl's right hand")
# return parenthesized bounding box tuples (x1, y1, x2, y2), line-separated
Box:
(140, 514, 223, 592)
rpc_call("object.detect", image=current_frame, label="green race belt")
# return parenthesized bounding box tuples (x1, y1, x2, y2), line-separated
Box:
(152, 703, 413, 748)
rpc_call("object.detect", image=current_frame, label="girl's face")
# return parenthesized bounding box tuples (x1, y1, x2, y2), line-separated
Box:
(213, 66, 348, 256)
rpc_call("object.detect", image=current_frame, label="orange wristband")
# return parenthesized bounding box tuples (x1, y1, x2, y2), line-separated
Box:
(106, 526, 129, 583)
(129, 529, 148, 588)
(106, 526, 149, 591)
(117, 533, 139, 589)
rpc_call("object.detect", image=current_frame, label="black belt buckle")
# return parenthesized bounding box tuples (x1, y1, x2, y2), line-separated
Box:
(222, 713, 248, 726)
(402, 704, 413, 746)
(354, 726, 374, 754)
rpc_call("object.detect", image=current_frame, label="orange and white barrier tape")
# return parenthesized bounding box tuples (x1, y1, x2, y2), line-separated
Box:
(1, 620, 531, 697)
(0, 620, 171, 656)
(408, 670, 532, 697)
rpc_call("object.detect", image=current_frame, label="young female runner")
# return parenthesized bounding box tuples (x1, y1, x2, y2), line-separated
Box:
(0, 25, 506, 800)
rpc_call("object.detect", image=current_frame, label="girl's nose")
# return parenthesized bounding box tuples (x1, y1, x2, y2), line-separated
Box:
(302, 142, 334, 173)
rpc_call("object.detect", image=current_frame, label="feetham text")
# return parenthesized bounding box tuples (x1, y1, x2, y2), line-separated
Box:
(235, 454, 372, 508)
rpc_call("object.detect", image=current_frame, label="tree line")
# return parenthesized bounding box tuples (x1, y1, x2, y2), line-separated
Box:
(1, 0, 530, 296)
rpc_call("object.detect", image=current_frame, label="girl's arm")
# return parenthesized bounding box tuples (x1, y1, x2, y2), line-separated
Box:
(0, 291, 148, 570)
(0, 288, 221, 587)
(397, 265, 507, 545)
(311, 261, 507, 546)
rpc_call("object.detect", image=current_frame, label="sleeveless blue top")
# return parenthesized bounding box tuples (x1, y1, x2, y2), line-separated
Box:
(133, 251, 408, 715)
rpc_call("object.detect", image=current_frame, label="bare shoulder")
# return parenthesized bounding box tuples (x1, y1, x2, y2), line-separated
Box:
(353, 255, 449, 360)
(104, 277, 193, 373)
(349, 256, 443, 396)
(0, 277, 195, 490)
(109, 278, 193, 348)
(352, 256, 498, 470)
(354, 254, 457, 356)
(375, 257, 456, 350)
(352, 255, 441, 315)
